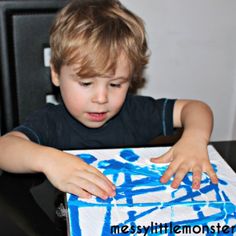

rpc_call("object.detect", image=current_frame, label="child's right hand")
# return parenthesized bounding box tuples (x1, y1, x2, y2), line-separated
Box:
(0, 131, 115, 200)
(42, 150, 116, 200)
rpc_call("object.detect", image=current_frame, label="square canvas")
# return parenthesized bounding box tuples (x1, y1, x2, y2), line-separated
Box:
(66, 146, 236, 236)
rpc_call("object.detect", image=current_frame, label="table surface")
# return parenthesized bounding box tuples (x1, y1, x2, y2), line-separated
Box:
(0, 141, 235, 236)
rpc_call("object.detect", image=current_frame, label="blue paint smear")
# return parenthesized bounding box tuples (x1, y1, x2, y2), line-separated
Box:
(120, 149, 140, 162)
(69, 205, 82, 236)
(68, 149, 236, 236)
(76, 153, 97, 164)
(101, 198, 112, 236)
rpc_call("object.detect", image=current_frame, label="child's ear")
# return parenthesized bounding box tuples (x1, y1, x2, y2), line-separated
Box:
(50, 64, 60, 87)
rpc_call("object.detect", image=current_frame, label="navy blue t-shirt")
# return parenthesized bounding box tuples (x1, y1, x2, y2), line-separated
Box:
(14, 94, 176, 150)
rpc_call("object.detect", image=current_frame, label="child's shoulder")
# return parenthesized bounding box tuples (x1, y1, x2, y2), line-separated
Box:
(125, 93, 168, 106)
(124, 94, 176, 115)
(24, 103, 66, 121)
(37, 102, 64, 112)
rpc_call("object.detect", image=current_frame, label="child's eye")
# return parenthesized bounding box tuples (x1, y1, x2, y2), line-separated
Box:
(110, 83, 121, 88)
(79, 81, 92, 87)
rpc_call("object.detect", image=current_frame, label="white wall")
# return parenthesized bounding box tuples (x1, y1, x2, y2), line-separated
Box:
(121, 0, 236, 141)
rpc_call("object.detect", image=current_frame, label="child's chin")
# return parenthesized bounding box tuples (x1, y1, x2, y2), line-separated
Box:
(82, 121, 107, 129)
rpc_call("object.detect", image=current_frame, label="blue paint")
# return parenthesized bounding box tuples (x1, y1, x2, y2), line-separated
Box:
(68, 149, 236, 236)
(76, 153, 97, 164)
(120, 149, 140, 162)
(69, 205, 82, 236)
(69, 193, 78, 202)
(68, 199, 232, 209)
(101, 198, 112, 236)
(98, 159, 169, 181)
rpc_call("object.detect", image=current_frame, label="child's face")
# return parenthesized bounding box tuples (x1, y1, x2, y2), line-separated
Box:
(51, 54, 131, 128)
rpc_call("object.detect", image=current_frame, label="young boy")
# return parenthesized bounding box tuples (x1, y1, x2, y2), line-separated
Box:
(0, 0, 218, 200)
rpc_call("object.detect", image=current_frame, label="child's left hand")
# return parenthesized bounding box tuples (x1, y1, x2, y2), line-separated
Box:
(150, 137, 218, 189)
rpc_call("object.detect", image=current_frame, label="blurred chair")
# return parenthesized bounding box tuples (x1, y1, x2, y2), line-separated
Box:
(0, 0, 67, 135)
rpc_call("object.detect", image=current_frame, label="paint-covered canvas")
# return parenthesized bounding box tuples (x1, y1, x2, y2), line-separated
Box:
(66, 146, 236, 236)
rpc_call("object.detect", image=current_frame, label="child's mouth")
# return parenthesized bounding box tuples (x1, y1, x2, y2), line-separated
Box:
(87, 112, 107, 122)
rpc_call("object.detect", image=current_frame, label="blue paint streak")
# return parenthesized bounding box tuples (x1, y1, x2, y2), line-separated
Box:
(69, 193, 78, 202)
(101, 199, 112, 236)
(76, 153, 97, 164)
(69, 205, 82, 236)
(68, 199, 233, 210)
(120, 149, 140, 162)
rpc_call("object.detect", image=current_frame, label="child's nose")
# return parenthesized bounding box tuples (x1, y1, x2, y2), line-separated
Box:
(92, 87, 108, 104)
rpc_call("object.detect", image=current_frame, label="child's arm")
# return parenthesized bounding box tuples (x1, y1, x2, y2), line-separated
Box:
(151, 100, 218, 189)
(0, 131, 115, 199)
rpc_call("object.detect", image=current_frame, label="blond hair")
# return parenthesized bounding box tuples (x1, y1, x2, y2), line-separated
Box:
(50, 0, 149, 89)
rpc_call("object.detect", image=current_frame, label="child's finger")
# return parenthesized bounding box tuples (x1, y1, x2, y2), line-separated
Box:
(192, 167, 202, 189)
(73, 176, 111, 200)
(150, 149, 173, 164)
(206, 165, 218, 184)
(87, 166, 116, 190)
(66, 183, 92, 199)
(77, 171, 116, 197)
(160, 163, 177, 183)
(171, 165, 188, 188)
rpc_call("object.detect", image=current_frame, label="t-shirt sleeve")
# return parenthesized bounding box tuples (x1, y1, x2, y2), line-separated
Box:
(122, 95, 176, 142)
(156, 98, 176, 136)
(13, 104, 54, 145)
